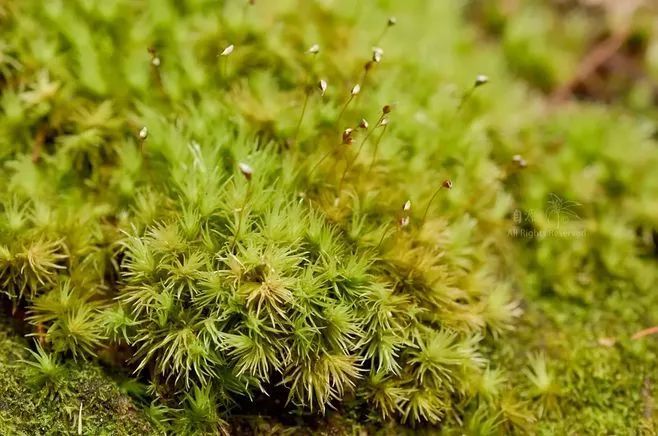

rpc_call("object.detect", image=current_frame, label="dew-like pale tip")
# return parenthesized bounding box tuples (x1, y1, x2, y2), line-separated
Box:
(372, 47, 384, 63)
(342, 128, 354, 145)
(139, 126, 148, 139)
(318, 79, 327, 95)
(220, 44, 235, 56)
(308, 44, 320, 54)
(238, 162, 253, 180)
(475, 74, 489, 87)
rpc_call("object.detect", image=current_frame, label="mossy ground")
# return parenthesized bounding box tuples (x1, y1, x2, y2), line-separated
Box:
(1, 0, 657, 434)
(0, 315, 155, 435)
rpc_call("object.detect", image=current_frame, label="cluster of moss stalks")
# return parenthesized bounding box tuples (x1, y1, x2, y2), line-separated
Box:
(0, 0, 657, 434)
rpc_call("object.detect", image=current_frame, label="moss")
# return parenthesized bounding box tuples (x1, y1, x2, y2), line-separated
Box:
(0, 321, 156, 435)
(0, 0, 657, 433)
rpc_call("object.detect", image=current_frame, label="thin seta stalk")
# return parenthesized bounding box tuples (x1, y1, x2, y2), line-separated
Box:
(242, 0, 255, 25)
(293, 88, 311, 146)
(366, 105, 392, 174)
(457, 74, 489, 111)
(147, 47, 165, 95)
(356, 47, 383, 103)
(307, 127, 354, 183)
(375, 223, 396, 250)
(337, 104, 390, 193)
(376, 199, 411, 250)
(219, 44, 235, 82)
(421, 179, 453, 226)
(335, 83, 361, 130)
(337, 117, 372, 195)
(230, 162, 253, 253)
(367, 118, 389, 174)
(138, 126, 148, 154)
(307, 149, 332, 180)
(374, 16, 396, 46)
(293, 44, 325, 146)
